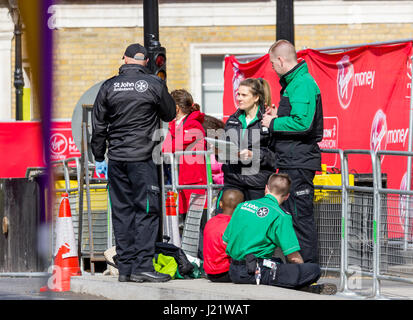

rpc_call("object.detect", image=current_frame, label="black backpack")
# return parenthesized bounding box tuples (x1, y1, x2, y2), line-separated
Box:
(155, 240, 194, 277)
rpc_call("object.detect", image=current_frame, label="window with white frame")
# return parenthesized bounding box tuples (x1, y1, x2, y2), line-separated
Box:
(191, 43, 271, 120)
(201, 55, 225, 119)
(200, 54, 264, 119)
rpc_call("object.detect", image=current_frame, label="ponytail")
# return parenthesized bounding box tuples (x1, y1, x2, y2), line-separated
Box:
(258, 78, 272, 107)
(191, 103, 201, 112)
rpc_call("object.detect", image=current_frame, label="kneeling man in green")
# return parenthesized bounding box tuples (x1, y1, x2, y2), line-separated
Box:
(223, 173, 336, 294)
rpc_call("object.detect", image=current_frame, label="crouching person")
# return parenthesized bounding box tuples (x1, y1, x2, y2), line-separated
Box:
(222, 173, 336, 295)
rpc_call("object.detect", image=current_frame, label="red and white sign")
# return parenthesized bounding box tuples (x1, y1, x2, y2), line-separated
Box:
(318, 117, 339, 168)
(0, 121, 80, 178)
(336, 55, 355, 110)
(50, 121, 80, 162)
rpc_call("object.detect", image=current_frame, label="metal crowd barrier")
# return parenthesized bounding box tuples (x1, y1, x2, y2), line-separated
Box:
(315, 149, 413, 299)
(51, 149, 223, 274)
(342, 149, 379, 297)
(373, 150, 413, 298)
(162, 150, 224, 222)
(50, 148, 413, 298)
(316, 149, 387, 298)
(313, 149, 345, 277)
(52, 157, 112, 274)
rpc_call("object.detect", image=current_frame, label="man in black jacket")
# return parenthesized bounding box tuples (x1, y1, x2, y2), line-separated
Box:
(91, 43, 176, 282)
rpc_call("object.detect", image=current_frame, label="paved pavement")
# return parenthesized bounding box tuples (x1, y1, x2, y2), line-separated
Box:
(0, 276, 106, 300)
(70, 274, 347, 300)
(69, 273, 413, 301)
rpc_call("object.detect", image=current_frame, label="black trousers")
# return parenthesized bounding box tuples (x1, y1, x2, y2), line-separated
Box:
(207, 272, 232, 283)
(278, 168, 319, 264)
(229, 259, 320, 289)
(108, 159, 161, 276)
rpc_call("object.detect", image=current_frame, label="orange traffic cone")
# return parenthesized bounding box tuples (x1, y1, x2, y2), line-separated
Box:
(164, 191, 181, 247)
(40, 193, 81, 292)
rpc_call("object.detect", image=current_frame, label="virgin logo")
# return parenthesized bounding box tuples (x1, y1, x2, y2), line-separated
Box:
(370, 109, 387, 154)
(336, 55, 354, 110)
(50, 133, 68, 155)
(232, 63, 244, 107)
(408, 55, 412, 80)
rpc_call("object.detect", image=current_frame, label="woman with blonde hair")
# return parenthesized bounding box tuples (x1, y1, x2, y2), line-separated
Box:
(221, 77, 276, 201)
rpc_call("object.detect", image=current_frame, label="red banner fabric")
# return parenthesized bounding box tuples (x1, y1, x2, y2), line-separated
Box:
(0, 122, 45, 178)
(223, 42, 413, 239)
(0, 121, 81, 178)
(50, 121, 81, 162)
(300, 43, 413, 186)
(224, 42, 413, 185)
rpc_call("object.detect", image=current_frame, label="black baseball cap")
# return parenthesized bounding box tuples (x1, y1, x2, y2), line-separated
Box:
(123, 43, 148, 60)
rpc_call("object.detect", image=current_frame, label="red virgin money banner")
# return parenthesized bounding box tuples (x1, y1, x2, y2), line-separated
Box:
(223, 42, 413, 239)
(0, 122, 45, 178)
(0, 121, 81, 178)
(224, 42, 412, 185)
(50, 121, 81, 162)
(300, 43, 412, 188)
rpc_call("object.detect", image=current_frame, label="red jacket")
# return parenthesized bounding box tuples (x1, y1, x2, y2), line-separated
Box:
(203, 214, 231, 274)
(163, 110, 207, 186)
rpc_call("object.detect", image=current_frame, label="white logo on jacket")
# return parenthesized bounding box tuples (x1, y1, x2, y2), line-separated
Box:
(135, 80, 148, 92)
(256, 207, 269, 218)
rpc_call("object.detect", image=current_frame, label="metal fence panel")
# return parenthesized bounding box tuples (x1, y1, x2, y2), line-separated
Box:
(347, 191, 375, 273)
(314, 191, 342, 269)
(379, 193, 413, 279)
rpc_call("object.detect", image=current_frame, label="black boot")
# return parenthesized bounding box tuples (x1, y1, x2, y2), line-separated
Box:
(118, 275, 130, 282)
(130, 271, 171, 283)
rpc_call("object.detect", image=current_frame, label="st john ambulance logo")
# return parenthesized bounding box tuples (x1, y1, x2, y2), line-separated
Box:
(256, 207, 269, 218)
(135, 80, 148, 92)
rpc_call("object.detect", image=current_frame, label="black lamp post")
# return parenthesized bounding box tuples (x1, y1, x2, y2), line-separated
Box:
(276, 0, 295, 45)
(143, 0, 159, 49)
(8, 0, 24, 121)
(143, 0, 165, 242)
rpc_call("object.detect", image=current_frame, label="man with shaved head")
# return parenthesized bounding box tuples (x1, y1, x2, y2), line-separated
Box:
(203, 189, 244, 282)
(262, 40, 324, 264)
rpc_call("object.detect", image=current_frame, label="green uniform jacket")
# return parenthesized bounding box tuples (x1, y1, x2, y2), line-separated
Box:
(269, 61, 323, 171)
(223, 194, 300, 261)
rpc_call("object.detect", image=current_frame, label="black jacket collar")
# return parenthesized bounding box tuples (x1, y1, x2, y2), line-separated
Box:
(119, 64, 150, 75)
(279, 60, 306, 92)
(231, 104, 266, 122)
